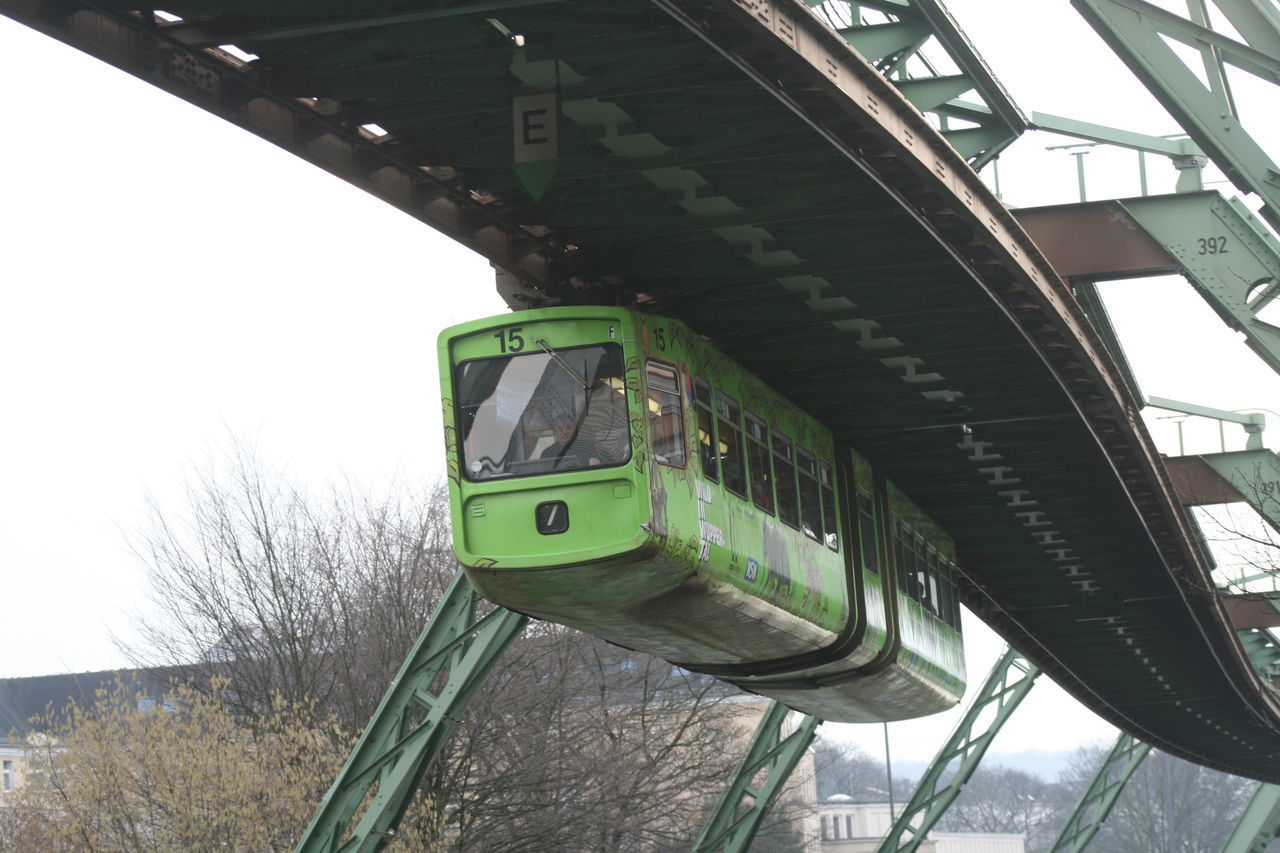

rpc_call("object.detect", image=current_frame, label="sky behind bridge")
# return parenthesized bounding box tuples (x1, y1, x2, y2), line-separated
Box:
(2, 1, 1279, 768)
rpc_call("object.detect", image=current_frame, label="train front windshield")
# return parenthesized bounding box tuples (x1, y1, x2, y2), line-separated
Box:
(455, 343, 631, 480)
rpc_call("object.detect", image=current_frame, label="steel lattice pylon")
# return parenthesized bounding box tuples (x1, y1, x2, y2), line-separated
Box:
(296, 570, 527, 853)
(875, 647, 1041, 853)
(694, 701, 822, 853)
(1050, 732, 1151, 853)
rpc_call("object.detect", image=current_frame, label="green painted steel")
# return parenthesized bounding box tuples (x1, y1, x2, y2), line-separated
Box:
(1029, 112, 1207, 193)
(1119, 193, 1280, 379)
(1049, 733, 1152, 853)
(874, 647, 1041, 853)
(295, 570, 527, 853)
(1073, 0, 1280, 232)
(693, 702, 822, 853)
(806, 0, 1027, 167)
(1222, 782, 1280, 853)
(439, 306, 966, 724)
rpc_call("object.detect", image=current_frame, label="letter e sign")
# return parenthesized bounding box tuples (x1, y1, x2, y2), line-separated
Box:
(513, 93, 558, 162)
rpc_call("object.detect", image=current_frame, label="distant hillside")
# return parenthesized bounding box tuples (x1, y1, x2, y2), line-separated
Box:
(893, 749, 1074, 784)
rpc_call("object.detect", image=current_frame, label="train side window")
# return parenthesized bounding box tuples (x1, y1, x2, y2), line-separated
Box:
(716, 392, 747, 499)
(945, 561, 962, 629)
(745, 411, 774, 514)
(892, 518, 911, 599)
(926, 548, 941, 618)
(797, 448, 821, 542)
(915, 535, 931, 609)
(694, 377, 718, 483)
(821, 463, 839, 551)
(856, 490, 877, 571)
(646, 361, 686, 467)
(772, 430, 799, 528)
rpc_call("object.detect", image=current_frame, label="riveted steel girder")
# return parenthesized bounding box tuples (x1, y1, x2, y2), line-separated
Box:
(1017, 192, 1280, 380)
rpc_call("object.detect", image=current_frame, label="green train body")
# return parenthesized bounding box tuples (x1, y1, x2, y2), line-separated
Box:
(440, 306, 965, 722)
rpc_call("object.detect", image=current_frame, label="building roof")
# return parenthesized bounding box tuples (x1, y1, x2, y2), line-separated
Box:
(0, 668, 179, 736)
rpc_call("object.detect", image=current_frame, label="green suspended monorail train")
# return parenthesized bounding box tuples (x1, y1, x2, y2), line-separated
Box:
(440, 306, 965, 722)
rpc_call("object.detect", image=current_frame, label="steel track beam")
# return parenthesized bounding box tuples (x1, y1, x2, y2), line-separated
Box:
(874, 647, 1041, 853)
(1049, 732, 1151, 853)
(295, 570, 527, 853)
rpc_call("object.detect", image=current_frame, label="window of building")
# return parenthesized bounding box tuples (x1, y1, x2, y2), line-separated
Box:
(797, 447, 822, 541)
(821, 461, 839, 551)
(716, 392, 747, 498)
(745, 411, 773, 514)
(694, 377, 718, 483)
(646, 361, 685, 467)
(772, 429, 798, 528)
(3, 760, 12, 793)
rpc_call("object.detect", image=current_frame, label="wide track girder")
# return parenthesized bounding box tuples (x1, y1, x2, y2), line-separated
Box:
(6, 0, 1280, 780)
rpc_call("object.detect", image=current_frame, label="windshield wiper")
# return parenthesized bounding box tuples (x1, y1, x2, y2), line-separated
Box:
(535, 338, 589, 390)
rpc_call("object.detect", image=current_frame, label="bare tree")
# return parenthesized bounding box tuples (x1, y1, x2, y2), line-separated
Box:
(812, 737, 886, 801)
(936, 765, 1072, 852)
(1058, 746, 1254, 853)
(121, 446, 783, 850)
(126, 445, 453, 727)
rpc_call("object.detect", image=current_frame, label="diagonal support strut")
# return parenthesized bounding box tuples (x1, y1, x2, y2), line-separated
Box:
(875, 646, 1041, 853)
(295, 569, 527, 853)
(693, 701, 822, 852)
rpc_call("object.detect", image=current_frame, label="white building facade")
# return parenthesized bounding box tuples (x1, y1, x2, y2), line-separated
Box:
(819, 797, 1025, 853)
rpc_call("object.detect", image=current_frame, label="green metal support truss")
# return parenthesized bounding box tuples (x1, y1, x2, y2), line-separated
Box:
(1049, 732, 1151, 853)
(805, 0, 1027, 168)
(1118, 192, 1280, 379)
(874, 647, 1041, 853)
(693, 701, 822, 853)
(1072, 0, 1280, 232)
(1221, 782, 1280, 853)
(295, 570, 527, 853)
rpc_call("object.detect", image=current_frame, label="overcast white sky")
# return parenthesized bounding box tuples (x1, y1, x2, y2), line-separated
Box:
(2, 1, 1278, 770)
